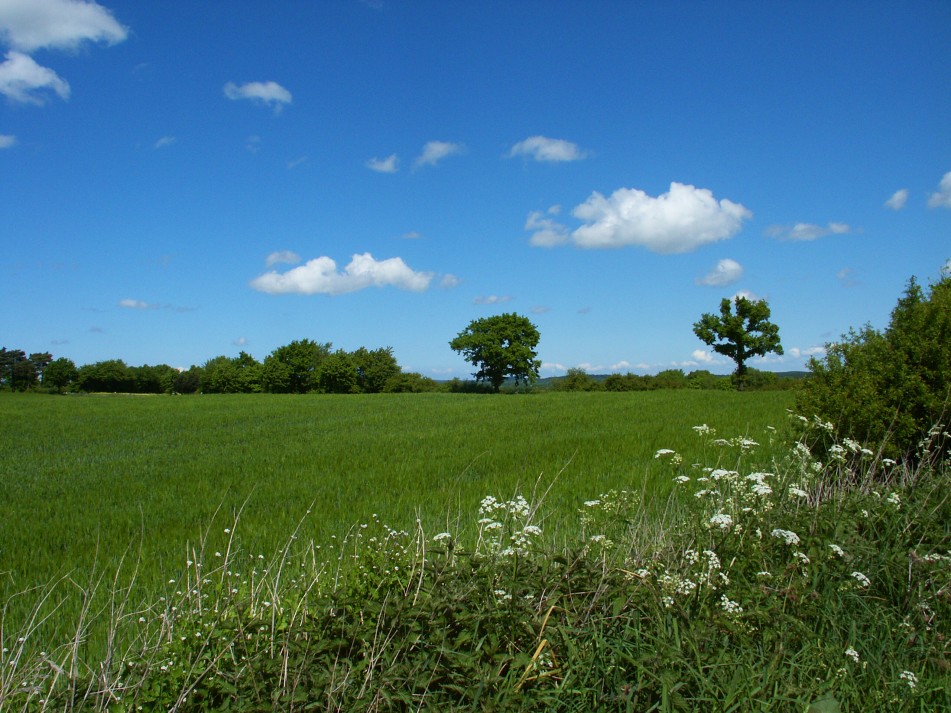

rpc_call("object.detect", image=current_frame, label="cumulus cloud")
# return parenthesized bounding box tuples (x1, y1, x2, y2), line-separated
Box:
(508, 135, 587, 162)
(927, 171, 951, 209)
(0, 133, 15, 148)
(250, 252, 433, 296)
(696, 258, 743, 287)
(764, 222, 851, 241)
(414, 140, 463, 167)
(0, 0, 127, 52)
(787, 346, 826, 360)
(885, 188, 908, 210)
(692, 349, 720, 364)
(366, 154, 399, 173)
(525, 207, 569, 247)
(265, 250, 301, 267)
(473, 295, 512, 305)
(564, 182, 751, 253)
(0, 51, 69, 103)
(223, 81, 292, 111)
(439, 274, 461, 289)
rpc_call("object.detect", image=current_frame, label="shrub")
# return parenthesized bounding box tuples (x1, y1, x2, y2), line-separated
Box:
(797, 270, 951, 462)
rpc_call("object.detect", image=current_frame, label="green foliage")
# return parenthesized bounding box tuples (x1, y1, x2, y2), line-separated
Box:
(43, 357, 78, 392)
(553, 367, 601, 391)
(352, 346, 400, 393)
(262, 339, 332, 393)
(76, 358, 135, 392)
(317, 349, 360, 393)
(797, 271, 951, 461)
(4, 423, 947, 710)
(449, 313, 541, 392)
(693, 296, 784, 388)
(383, 371, 440, 393)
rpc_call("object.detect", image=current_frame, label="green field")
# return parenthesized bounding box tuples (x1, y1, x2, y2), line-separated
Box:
(1, 390, 792, 594)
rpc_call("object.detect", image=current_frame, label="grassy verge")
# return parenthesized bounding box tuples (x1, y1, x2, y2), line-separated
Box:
(2, 419, 947, 711)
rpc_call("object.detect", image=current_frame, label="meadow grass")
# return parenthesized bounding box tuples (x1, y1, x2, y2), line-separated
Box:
(1, 398, 946, 711)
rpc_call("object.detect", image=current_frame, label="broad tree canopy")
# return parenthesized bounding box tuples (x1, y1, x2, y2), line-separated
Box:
(449, 313, 541, 392)
(693, 296, 783, 388)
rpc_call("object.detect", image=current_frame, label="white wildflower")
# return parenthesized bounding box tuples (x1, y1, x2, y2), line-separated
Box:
(899, 670, 918, 689)
(673, 475, 690, 485)
(788, 487, 808, 498)
(844, 647, 860, 663)
(719, 595, 743, 614)
(654, 448, 676, 459)
(829, 544, 846, 558)
(433, 532, 452, 542)
(583, 500, 601, 507)
(771, 529, 801, 546)
(851, 571, 871, 588)
(709, 513, 733, 531)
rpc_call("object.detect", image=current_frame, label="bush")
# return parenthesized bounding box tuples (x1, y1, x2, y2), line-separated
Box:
(797, 270, 951, 462)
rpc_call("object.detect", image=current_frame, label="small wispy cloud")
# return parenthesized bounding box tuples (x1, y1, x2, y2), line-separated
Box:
(0, 134, 16, 148)
(525, 206, 569, 247)
(884, 188, 908, 210)
(764, 222, 851, 241)
(223, 80, 292, 112)
(439, 274, 461, 289)
(414, 140, 463, 168)
(836, 267, 860, 288)
(366, 154, 399, 173)
(508, 135, 587, 162)
(154, 135, 176, 149)
(473, 295, 512, 305)
(0, 51, 69, 104)
(927, 171, 951, 209)
(265, 250, 301, 267)
(696, 258, 743, 287)
(118, 298, 154, 309)
(287, 156, 307, 169)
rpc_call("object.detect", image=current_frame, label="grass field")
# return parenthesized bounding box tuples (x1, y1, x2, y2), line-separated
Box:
(2, 390, 948, 711)
(1, 391, 792, 608)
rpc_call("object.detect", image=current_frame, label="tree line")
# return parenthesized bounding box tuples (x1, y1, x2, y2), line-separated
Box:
(0, 340, 444, 395)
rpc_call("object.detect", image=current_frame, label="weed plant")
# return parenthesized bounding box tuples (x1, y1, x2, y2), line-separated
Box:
(2, 418, 947, 711)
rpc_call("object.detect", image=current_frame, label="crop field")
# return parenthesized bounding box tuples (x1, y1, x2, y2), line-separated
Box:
(1, 391, 794, 643)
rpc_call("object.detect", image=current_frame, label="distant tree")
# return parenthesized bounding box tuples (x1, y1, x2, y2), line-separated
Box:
(653, 369, 688, 390)
(383, 371, 440, 393)
(318, 350, 360, 394)
(603, 373, 650, 392)
(555, 367, 599, 392)
(29, 352, 53, 385)
(0, 348, 29, 390)
(131, 364, 176, 394)
(44, 357, 78, 392)
(263, 339, 332, 393)
(352, 347, 400, 393)
(449, 313, 541, 393)
(173, 366, 202, 394)
(76, 359, 134, 392)
(693, 296, 783, 389)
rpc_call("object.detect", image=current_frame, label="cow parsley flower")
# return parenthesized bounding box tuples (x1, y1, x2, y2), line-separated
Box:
(709, 513, 733, 531)
(899, 670, 918, 689)
(719, 595, 743, 614)
(771, 529, 800, 546)
(829, 544, 846, 558)
(851, 571, 871, 588)
(844, 647, 860, 663)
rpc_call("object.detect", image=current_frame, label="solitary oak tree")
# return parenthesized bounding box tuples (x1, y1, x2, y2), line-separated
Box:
(693, 296, 783, 389)
(450, 313, 541, 392)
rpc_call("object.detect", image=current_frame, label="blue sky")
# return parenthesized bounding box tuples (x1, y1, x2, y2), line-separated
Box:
(2, 0, 949, 378)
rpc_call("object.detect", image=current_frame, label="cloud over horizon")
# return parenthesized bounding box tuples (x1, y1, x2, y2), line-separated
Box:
(250, 252, 434, 296)
(885, 188, 908, 210)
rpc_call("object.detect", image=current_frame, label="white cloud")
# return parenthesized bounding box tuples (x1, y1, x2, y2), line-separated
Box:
(366, 154, 399, 173)
(0, 133, 15, 148)
(233, 336, 248, 347)
(414, 140, 463, 167)
(531, 305, 551, 314)
(884, 188, 908, 210)
(0, 0, 127, 52)
(154, 136, 176, 149)
(473, 295, 512, 305)
(0, 51, 69, 103)
(731, 289, 759, 302)
(118, 298, 153, 309)
(836, 267, 859, 287)
(223, 81, 292, 111)
(692, 349, 720, 364)
(568, 182, 751, 253)
(509, 135, 587, 162)
(439, 274, 461, 289)
(610, 360, 632, 371)
(265, 250, 301, 267)
(927, 171, 951, 209)
(250, 252, 433, 296)
(525, 208, 569, 247)
(696, 258, 743, 287)
(788, 346, 826, 360)
(765, 221, 851, 241)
